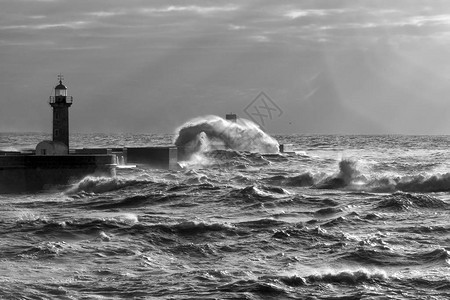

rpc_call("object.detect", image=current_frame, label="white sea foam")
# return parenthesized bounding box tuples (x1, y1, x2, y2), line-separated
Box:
(112, 213, 139, 224)
(283, 266, 389, 284)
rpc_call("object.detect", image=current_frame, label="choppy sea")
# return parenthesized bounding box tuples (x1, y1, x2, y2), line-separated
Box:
(1, 131, 450, 299)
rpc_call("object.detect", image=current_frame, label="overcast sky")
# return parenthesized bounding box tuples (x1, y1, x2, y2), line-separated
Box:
(2, 0, 450, 134)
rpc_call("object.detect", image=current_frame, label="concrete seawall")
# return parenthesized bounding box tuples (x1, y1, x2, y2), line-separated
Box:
(126, 147, 178, 170)
(73, 147, 178, 169)
(0, 155, 116, 193)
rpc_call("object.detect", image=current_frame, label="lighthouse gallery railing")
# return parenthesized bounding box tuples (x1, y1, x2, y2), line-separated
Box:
(49, 96, 73, 104)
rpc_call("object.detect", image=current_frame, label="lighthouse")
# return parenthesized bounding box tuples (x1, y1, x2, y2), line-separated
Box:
(49, 74, 73, 148)
(36, 75, 73, 155)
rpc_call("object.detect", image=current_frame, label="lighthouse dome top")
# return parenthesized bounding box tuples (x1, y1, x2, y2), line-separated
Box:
(55, 74, 67, 92)
(54, 76, 68, 97)
(55, 80, 67, 90)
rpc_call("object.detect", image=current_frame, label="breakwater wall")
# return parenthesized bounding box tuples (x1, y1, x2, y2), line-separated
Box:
(0, 154, 116, 193)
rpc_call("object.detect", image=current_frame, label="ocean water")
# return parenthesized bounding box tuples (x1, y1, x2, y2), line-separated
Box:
(1, 131, 450, 299)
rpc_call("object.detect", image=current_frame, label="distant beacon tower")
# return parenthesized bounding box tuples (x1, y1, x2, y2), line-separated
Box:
(49, 75, 73, 148)
(226, 113, 237, 123)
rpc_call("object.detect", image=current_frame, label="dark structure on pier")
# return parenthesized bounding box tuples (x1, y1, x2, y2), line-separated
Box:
(225, 113, 237, 123)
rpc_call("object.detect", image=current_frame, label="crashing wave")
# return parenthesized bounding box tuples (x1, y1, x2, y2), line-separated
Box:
(301, 159, 450, 194)
(316, 159, 362, 189)
(66, 176, 151, 194)
(174, 115, 279, 161)
(276, 268, 387, 286)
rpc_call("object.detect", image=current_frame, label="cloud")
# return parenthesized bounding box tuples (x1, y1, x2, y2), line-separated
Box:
(228, 24, 246, 31)
(0, 40, 55, 46)
(29, 15, 47, 20)
(407, 14, 450, 26)
(284, 9, 344, 19)
(269, 3, 450, 47)
(87, 11, 125, 18)
(0, 21, 91, 30)
(87, 4, 240, 19)
(152, 5, 240, 14)
(250, 35, 270, 43)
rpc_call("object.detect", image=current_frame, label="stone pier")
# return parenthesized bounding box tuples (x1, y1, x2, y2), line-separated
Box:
(0, 154, 116, 193)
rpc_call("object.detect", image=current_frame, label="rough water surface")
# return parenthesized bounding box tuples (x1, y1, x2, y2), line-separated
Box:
(1, 132, 450, 299)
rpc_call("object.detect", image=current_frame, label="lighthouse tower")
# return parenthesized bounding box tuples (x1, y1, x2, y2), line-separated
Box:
(49, 75, 73, 148)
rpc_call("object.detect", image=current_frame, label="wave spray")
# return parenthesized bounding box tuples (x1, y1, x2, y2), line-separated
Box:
(174, 115, 279, 160)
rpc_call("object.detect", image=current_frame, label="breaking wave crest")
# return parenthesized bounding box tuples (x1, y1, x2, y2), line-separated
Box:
(360, 171, 450, 194)
(230, 185, 289, 203)
(174, 115, 279, 161)
(279, 268, 387, 286)
(265, 158, 450, 194)
(316, 159, 361, 189)
(66, 176, 152, 194)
